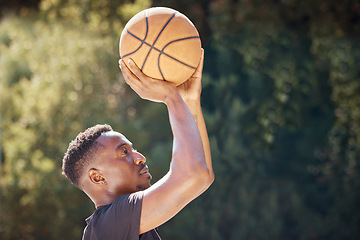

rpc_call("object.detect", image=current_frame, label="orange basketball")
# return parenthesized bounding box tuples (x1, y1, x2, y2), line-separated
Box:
(119, 7, 202, 86)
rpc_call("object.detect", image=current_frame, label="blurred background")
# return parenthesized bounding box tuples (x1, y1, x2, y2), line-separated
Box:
(0, 0, 359, 239)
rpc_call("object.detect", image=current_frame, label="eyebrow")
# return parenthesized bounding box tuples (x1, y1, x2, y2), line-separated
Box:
(115, 142, 133, 151)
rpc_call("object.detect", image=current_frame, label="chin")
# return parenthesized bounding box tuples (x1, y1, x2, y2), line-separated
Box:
(136, 181, 151, 191)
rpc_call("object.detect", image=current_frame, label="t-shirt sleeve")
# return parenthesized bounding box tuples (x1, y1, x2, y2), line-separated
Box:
(84, 191, 144, 240)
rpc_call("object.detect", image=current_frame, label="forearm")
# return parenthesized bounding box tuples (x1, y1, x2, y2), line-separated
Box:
(165, 91, 208, 176)
(184, 99, 214, 183)
(139, 93, 210, 234)
(139, 95, 209, 233)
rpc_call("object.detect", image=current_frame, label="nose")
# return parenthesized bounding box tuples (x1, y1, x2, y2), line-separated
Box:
(134, 151, 146, 165)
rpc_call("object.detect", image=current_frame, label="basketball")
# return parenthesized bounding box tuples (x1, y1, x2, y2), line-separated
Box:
(119, 7, 202, 86)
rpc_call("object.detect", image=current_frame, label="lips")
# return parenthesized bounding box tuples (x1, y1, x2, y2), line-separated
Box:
(139, 165, 149, 175)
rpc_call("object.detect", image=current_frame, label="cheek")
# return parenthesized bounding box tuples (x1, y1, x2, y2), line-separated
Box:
(106, 163, 135, 185)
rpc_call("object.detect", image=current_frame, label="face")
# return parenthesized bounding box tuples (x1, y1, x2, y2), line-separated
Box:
(93, 131, 152, 196)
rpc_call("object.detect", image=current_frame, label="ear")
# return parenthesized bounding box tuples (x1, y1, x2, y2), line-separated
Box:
(88, 168, 106, 185)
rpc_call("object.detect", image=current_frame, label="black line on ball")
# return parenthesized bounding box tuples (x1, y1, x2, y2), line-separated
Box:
(142, 12, 177, 77)
(158, 36, 200, 80)
(121, 16, 149, 59)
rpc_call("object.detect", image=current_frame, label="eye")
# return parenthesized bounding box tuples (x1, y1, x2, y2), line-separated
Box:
(121, 146, 128, 155)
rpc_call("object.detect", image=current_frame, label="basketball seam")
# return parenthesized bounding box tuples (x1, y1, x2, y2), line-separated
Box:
(124, 33, 199, 69)
(121, 16, 149, 59)
(142, 12, 177, 79)
(158, 36, 199, 80)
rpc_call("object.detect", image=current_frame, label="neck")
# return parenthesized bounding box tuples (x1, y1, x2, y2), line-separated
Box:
(84, 188, 118, 209)
(93, 194, 117, 209)
(84, 184, 139, 209)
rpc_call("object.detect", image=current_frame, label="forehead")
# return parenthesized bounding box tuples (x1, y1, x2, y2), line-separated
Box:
(96, 131, 132, 148)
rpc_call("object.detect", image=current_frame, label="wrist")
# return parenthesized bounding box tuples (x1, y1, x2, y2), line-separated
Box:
(183, 99, 201, 109)
(164, 87, 182, 107)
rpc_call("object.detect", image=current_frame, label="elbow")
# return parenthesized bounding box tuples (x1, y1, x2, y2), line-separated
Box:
(196, 165, 215, 190)
(190, 167, 214, 196)
(171, 163, 214, 198)
(208, 171, 215, 185)
(204, 169, 215, 189)
(171, 152, 214, 191)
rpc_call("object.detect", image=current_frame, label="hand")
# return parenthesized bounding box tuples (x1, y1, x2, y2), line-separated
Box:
(176, 48, 204, 102)
(119, 58, 177, 103)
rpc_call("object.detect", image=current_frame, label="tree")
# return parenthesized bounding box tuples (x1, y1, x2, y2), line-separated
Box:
(0, 1, 163, 239)
(154, 0, 360, 239)
(1, 0, 359, 239)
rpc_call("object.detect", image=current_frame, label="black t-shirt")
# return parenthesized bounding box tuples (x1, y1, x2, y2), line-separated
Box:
(82, 192, 161, 240)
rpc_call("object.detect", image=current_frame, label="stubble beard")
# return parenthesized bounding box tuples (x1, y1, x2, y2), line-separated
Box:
(136, 176, 152, 191)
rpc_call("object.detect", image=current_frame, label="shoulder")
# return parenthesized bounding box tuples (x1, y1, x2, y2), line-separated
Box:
(112, 191, 144, 212)
(83, 192, 146, 240)
(86, 192, 143, 224)
(89, 192, 144, 222)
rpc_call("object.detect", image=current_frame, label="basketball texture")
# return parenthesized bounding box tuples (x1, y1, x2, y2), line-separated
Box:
(119, 7, 202, 86)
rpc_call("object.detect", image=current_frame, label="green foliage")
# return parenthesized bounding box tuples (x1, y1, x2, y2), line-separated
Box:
(0, 0, 161, 238)
(154, 0, 360, 239)
(0, 15, 111, 239)
(39, 0, 151, 35)
(1, 0, 360, 239)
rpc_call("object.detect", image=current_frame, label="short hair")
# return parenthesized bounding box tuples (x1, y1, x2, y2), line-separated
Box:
(62, 124, 113, 188)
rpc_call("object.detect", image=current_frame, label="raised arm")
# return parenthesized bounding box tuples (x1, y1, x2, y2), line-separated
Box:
(177, 49, 214, 192)
(119, 57, 213, 234)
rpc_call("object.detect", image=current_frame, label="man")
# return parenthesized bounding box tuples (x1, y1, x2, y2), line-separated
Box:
(62, 49, 214, 239)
